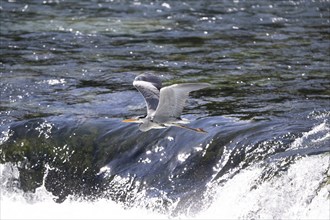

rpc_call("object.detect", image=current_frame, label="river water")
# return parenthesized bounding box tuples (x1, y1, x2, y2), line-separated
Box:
(0, 0, 329, 219)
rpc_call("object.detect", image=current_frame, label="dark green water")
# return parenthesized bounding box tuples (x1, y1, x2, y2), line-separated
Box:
(0, 0, 329, 219)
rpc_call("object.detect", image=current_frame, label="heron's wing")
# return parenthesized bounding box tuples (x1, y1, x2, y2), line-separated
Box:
(133, 80, 160, 116)
(154, 83, 210, 122)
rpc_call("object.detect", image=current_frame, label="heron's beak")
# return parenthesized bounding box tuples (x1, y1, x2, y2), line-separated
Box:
(122, 118, 139, 123)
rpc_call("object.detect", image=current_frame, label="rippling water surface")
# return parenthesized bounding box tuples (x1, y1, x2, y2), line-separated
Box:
(1, 0, 329, 219)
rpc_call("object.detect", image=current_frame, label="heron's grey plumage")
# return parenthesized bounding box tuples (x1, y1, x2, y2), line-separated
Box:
(154, 83, 210, 123)
(133, 73, 162, 116)
(127, 73, 210, 132)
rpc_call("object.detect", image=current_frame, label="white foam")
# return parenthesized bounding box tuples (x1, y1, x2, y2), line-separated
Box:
(290, 121, 330, 150)
(1, 154, 328, 220)
(197, 154, 329, 219)
(1, 190, 167, 220)
(1, 197, 168, 220)
(0, 163, 167, 220)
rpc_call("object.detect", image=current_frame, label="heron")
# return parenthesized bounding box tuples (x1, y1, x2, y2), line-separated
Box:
(122, 73, 210, 133)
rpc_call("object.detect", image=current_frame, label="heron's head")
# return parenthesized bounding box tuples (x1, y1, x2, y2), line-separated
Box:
(137, 121, 154, 132)
(122, 117, 154, 132)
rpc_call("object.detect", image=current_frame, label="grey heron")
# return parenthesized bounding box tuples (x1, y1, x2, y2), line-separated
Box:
(123, 73, 210, 133)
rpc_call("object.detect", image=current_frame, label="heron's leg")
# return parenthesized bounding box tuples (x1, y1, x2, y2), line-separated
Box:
(173, 124, 207, 133)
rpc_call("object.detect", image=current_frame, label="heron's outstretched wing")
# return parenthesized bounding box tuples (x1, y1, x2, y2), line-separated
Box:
(154, 83, 210, 122)
(133, 74, 162, 116)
